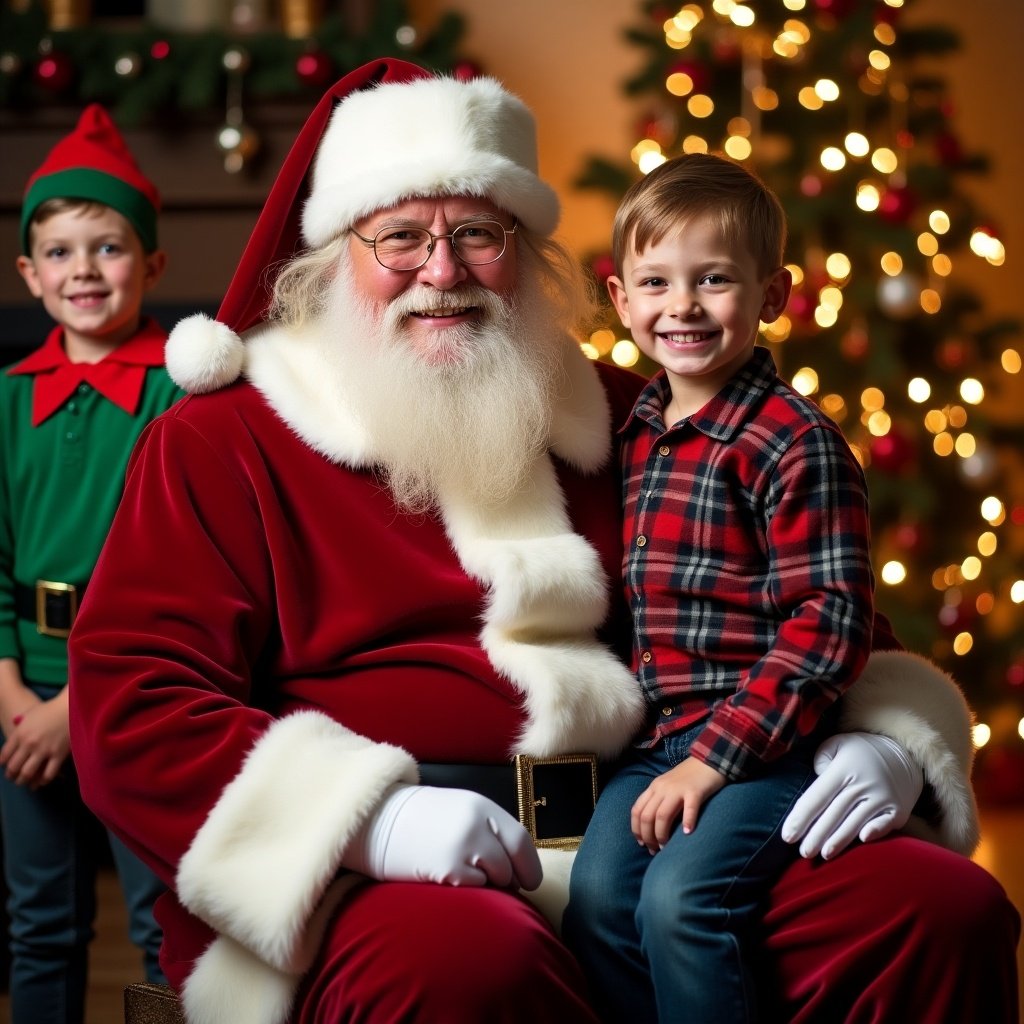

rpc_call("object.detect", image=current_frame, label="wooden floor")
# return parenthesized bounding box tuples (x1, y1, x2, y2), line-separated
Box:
(1, 804, 1022, 1023)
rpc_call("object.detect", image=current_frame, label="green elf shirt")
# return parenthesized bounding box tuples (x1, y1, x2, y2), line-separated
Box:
(0, 318, 184, 683)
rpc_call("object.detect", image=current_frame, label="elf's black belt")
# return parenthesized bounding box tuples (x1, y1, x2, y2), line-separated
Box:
(419, 754, 604, 851)
(13, 580, 87, 639)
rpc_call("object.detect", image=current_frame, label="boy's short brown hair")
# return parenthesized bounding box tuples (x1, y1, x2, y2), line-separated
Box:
(612, 153, 786, 278)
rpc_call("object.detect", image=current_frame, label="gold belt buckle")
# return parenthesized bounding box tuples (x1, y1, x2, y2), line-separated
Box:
(514, 753, 599, 852)
(35, 580, 78, 639)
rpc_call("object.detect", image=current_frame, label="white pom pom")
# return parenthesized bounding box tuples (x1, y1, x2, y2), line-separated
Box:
(165, 313, 245, 394)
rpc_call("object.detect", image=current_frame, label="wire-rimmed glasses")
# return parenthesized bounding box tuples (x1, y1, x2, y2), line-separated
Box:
(350, 219, 518, 272)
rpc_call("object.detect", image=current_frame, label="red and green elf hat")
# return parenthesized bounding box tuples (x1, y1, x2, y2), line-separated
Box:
(20, 104, 160, 254)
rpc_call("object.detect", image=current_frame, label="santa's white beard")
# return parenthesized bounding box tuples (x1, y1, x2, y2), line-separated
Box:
(319, 256, 567, 512)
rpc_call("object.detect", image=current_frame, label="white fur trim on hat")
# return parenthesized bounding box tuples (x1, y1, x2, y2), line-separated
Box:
(166, 313, 245, 394)
(301, 75, 560, 244)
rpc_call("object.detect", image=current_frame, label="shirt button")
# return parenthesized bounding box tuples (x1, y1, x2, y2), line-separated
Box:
(77, 383, 89, 394)
(641, 651, 652, 663)
(661, 707, 673, 717)
(636, 535, 647, 548)
(66, 401, 77, 414)
(658, 445, 671, 456)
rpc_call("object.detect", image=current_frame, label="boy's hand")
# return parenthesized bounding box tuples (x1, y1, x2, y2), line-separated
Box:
(0, 688, 71, 789)
(631, 756, 727, 854)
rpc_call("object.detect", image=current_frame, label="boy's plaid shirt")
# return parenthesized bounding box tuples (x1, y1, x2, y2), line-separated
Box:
(618, 347, 875, 781)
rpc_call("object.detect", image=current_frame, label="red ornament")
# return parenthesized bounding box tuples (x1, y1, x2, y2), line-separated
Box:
(937, 338, 968, 370)
(710, 32, 741, 65)
(893, 521, 926, 553)
(938, 602, 975, 633)
(150, 40, 171, 60)
(874, 3, 901, 26)
(34, 51, 74, 93)
(974, 744, 1024, 806)
(813, 0, 857, 16)
(453, 61, 482, 82)
(295, 49, 334, 88)
(1007, 663, 1024, 688)
(800, 174, 823, 197)
(590, 253, 616, 285)
(869, 428, 915, 474)
(878, 185, 916, 224)
(934, 131, 963, 166)
(786, 291, 816, 327)
(840, 324, 870, 360)
(668, 59, 710, 95)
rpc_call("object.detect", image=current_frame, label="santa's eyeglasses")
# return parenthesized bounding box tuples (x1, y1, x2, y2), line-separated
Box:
(350, 220, 518, 272)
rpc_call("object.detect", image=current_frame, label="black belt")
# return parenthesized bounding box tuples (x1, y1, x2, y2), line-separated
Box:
(14, 580, 86, 639)
(419, 754, 603, 851)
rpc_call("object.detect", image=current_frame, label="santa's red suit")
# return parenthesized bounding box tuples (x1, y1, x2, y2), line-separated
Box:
(67, 312, 1019, 1024)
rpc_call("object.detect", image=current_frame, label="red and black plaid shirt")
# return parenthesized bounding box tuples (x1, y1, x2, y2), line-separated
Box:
(619, 348, 874, 780)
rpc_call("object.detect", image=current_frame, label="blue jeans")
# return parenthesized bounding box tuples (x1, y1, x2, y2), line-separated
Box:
(564, 723, 816, 1024)
(0, 685, 166, 1024)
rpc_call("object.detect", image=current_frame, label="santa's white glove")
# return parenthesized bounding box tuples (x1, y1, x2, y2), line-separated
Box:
(781, 732, 923, 860)
(343, 784, 543, 890)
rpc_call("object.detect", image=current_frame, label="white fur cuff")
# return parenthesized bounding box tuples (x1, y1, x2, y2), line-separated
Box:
(841, 649, 980, 855)
(177, 711, 417, 973)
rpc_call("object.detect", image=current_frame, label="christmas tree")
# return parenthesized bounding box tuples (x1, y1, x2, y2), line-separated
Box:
(575, 0, 1023, 762)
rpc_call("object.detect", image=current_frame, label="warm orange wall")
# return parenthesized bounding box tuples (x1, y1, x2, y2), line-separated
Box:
(411, 0, 1023, 326)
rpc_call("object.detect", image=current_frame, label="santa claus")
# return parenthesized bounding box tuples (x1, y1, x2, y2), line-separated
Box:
(68, 58, 1018, 1024)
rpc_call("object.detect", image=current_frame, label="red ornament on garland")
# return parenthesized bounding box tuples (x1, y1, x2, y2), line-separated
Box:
(34, 51, 74, 93)
(295, 50, 334, 88)
(869, 428, 915, 474)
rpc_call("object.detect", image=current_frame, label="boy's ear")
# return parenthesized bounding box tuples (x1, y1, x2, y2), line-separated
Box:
(606, 275, 632, 329)
(143, 249, 167, 290)
(15, 255, 43, 299)
(760, 266, 792, 324)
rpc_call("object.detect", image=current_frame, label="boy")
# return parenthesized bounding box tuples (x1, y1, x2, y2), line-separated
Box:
(563, 153, 878, 1022)
(0, 104, 182, 1023)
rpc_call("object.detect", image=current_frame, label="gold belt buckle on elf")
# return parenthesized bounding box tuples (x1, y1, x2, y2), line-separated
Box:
(34, 580, 79, 639)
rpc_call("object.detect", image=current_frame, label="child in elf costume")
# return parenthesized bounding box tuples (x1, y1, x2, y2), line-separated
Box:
(0, 104, 182, 1024)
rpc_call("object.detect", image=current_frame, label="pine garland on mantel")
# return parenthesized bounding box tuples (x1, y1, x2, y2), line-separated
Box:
(0, 1, 474, 125)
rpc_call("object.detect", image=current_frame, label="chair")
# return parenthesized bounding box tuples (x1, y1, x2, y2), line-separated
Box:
(124, 981, 186, 1024)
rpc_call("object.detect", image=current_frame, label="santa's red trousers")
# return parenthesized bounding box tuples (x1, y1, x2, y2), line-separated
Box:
(284, 836, 1019, 1023)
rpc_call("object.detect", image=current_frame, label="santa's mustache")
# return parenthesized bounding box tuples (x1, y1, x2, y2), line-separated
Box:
(382, 284, 508, 325)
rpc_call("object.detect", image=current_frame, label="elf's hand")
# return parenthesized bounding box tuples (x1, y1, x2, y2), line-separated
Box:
(0, 688, 71, 789)
(343, 784, 543, 890)
(631, 756, 727, 854)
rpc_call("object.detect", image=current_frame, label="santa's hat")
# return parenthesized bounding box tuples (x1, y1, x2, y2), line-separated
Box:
(21, 104, 160, 253)
(166, 57, 560, 395)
